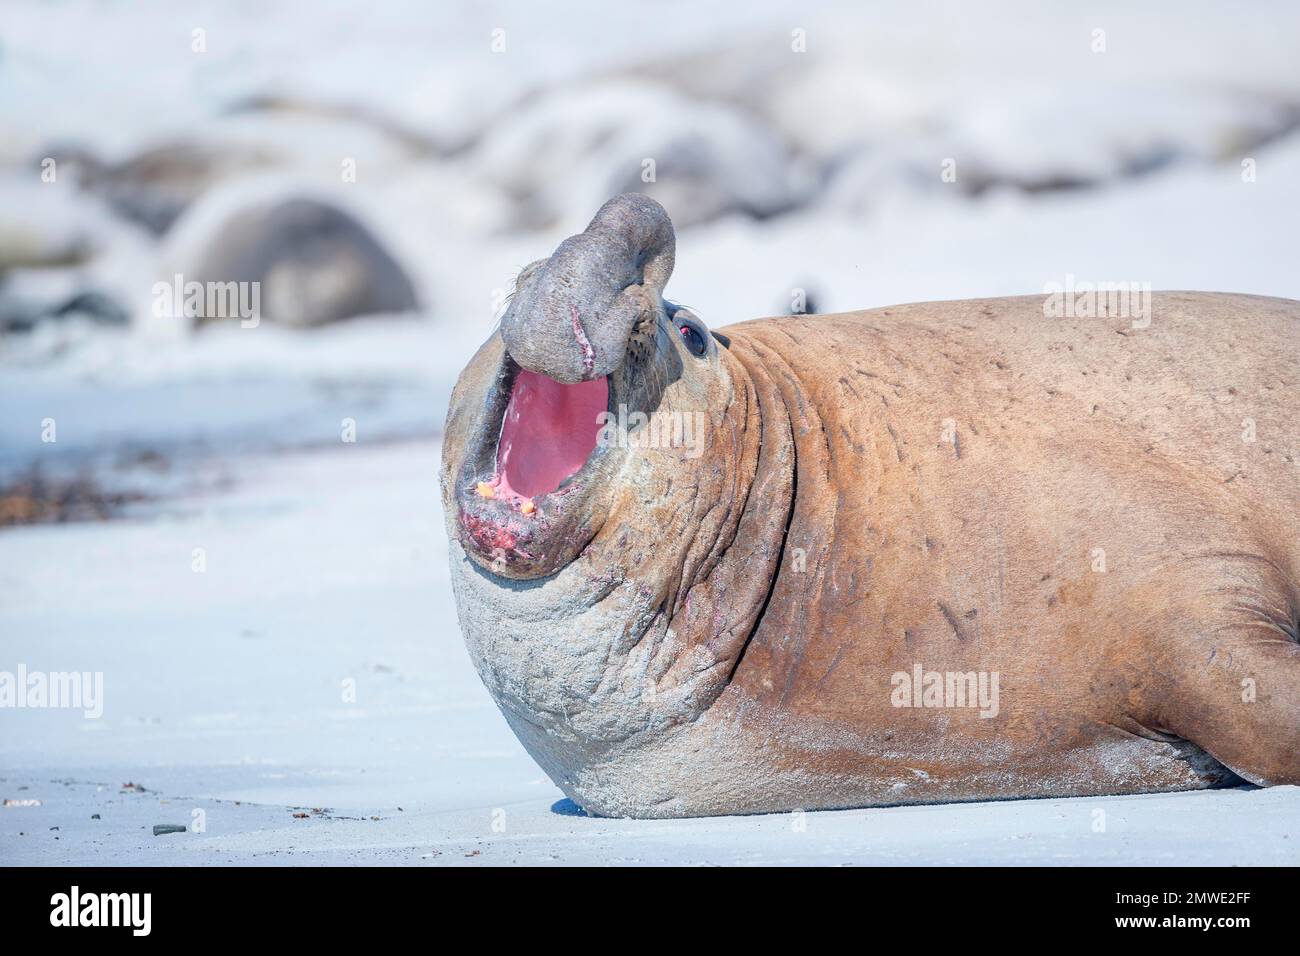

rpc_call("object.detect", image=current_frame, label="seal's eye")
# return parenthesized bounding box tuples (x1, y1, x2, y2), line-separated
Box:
(677, 319, 708, 357)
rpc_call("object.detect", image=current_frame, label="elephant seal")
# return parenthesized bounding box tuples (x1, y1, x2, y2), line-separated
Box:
(441, 193, 1300, 818)
(171, 196, 418, 328)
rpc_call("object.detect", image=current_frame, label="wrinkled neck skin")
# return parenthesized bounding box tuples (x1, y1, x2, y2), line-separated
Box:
(440, 316, 795, 798)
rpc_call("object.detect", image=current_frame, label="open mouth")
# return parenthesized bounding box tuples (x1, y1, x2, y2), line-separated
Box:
(487, 369, 608, 506)
(453, 353, 617, 577)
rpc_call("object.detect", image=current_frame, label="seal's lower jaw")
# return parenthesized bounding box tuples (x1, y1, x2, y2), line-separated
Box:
(454, 358, 615, 579)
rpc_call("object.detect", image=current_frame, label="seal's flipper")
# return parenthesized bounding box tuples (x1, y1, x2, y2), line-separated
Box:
(1156, 570, 1300, 786)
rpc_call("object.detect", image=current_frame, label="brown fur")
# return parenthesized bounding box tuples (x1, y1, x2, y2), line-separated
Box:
(705, 292, 1300, 807)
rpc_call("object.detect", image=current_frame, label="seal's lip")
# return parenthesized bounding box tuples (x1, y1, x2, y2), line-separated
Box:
(452, 351, 621, 578)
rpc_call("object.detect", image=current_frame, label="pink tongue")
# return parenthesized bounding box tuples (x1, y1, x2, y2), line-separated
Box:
(495, 370, 607, 500)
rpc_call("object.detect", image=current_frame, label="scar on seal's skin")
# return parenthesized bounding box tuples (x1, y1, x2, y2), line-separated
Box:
(570, 305, 595, 380)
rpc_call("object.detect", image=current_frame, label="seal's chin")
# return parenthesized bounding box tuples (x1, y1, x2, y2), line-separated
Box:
(452, 354, 617, 580)
(491, 370, 607, 503)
